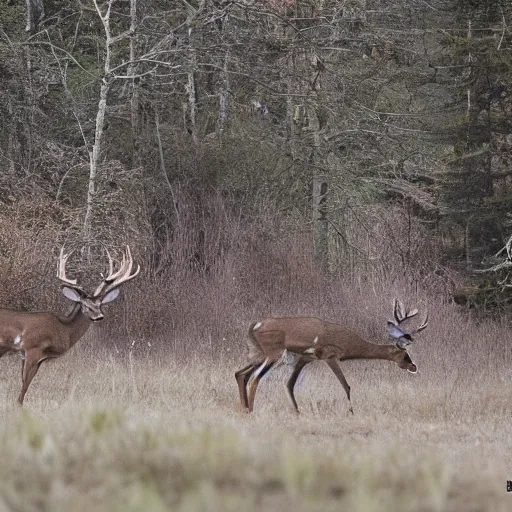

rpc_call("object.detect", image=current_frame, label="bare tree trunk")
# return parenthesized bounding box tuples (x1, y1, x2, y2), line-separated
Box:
(184, 3, 199, 148)
(25, 0, 44, 34)
(312, 174, 328, 270)
(466, 20, 472, 150)
(285, 51, 300, 160)
(83, 0, 115, 248)
(7, 97, 16, 174)
(185, 69, 198, 147)
(84, 78, 109, 246)
(309, 52, 329, 271)
(129, 0, 139, 153)
(155, 110, 180, 226)
(465, 221, 471, 271)
(218, 50, 230, 133)
(24, 46, 34, 174)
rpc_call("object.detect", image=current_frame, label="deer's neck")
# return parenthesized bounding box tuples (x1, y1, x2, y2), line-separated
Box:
(58, 303, 92, 345)
(342, 340, 398, 362)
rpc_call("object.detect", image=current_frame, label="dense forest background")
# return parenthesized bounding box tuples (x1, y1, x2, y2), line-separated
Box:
(1, 0, 512, 352)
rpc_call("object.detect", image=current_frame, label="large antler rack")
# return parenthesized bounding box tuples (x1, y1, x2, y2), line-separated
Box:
(57, 246, 140, 297)
(392, 298, 428, 336)
(93, 246, 140, 297)
(57, 248, 85, 293)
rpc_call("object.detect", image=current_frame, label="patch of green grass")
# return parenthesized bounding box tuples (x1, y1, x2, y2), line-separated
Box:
(0, 402, 506, 512)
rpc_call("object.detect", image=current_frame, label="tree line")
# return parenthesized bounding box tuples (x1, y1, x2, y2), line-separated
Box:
(0, 0, 511, 315)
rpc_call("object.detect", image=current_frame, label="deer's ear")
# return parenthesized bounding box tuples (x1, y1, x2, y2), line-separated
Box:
(101, 287, 120, 304)
(387, 321, 406, 340)
(61, 286, 82, 302)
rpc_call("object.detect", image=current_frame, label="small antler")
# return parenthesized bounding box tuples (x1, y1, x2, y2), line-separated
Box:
(93, 246, 140, 297)
(393, 298, 418, 325)
(389, 298, 428, 347)
(57, 248, 85, 291)
(411, 313, 428, 335)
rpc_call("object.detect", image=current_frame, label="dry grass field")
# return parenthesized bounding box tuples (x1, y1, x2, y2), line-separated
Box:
(0, 292, 510, 512)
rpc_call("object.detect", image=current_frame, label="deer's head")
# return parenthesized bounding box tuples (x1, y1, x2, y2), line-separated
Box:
(58, 246, 140, 322)
(386, 298, 428, 374)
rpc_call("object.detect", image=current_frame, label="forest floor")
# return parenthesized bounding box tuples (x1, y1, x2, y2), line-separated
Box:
(0, 337, 509, 512)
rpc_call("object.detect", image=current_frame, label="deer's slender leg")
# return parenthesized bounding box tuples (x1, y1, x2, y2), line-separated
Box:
(235, 362, 258, 410)
(326, 359, 353, 414)
(18, 349, 44, 405)
(285, 358, 309, 413)
(247, 358, 275, 413)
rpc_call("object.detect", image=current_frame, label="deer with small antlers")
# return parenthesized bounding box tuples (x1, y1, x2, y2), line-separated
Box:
(235, 299, 428, 413)
(0, 246, 140, 405)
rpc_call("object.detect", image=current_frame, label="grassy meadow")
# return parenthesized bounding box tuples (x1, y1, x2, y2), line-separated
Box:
(0, 288, 510, 512)
(0, 199, 509, 510)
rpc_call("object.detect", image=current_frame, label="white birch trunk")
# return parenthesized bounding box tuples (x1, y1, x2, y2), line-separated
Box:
(25, 0, 44, 33)
(218, 51, 230, 133)
(184, 4, 199, 148)
(83, 0, 114, 247)
(129, 0, 139, 146)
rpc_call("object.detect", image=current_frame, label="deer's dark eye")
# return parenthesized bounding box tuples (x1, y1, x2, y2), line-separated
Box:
(403, 333, 412, 341)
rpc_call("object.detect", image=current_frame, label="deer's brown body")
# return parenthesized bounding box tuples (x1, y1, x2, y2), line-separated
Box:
(236, 301, 428, 414)
(0, 246, 140, 405)
(247, 317, 403, 362)
(0, 305, 88, 357)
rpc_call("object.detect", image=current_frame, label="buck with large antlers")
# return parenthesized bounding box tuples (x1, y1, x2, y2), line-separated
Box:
(236, 299, 428, 413)
(0, 246, 140, 405)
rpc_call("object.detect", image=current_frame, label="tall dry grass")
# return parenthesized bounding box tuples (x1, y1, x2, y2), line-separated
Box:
(0, 323, 510, 511)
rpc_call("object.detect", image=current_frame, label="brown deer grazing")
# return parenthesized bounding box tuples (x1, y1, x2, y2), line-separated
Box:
(235, 299, 428, 413)
(0, 246, 140, 405)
